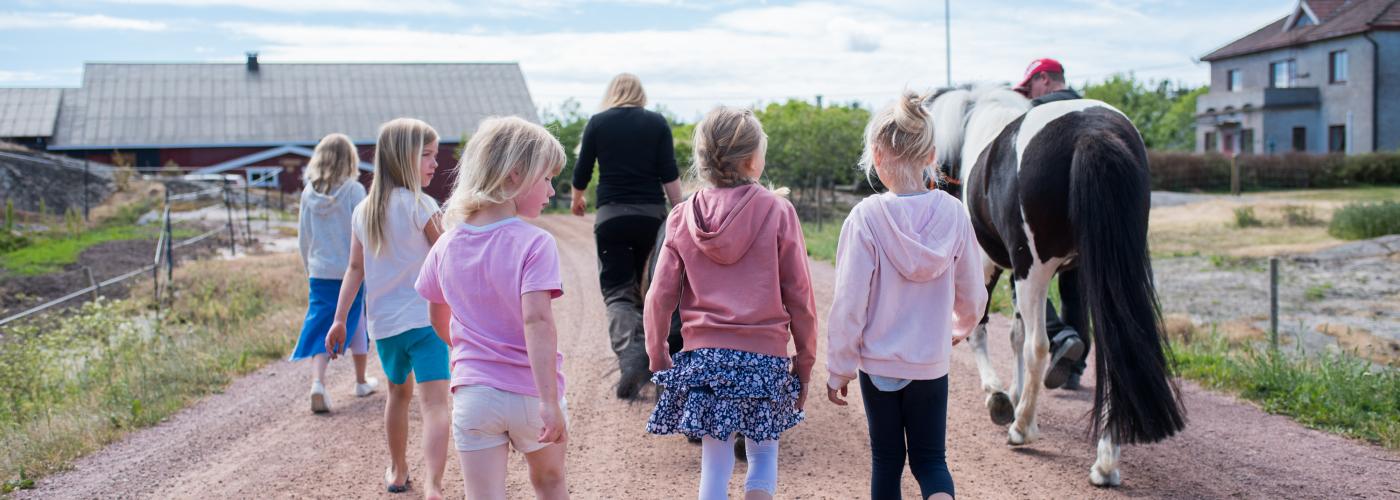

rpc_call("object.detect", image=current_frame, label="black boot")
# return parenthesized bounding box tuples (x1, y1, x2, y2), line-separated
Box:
(1045, 329, 1085, 389)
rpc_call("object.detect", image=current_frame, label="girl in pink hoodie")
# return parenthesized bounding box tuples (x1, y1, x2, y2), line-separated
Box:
(825, 91, 988, 500)
(644, 106, 817, 500)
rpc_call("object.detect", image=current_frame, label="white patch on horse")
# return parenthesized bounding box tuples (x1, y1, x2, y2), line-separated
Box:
(1013, 99, 1127, 173)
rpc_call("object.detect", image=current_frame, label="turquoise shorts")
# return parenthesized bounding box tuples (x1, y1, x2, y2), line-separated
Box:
(375, 326, 450, 385)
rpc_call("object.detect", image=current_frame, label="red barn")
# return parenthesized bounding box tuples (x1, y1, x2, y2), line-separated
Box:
(0, 54, 540, 201)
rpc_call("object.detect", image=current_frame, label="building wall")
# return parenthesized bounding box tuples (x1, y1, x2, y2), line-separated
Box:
(1201, 34, 1378, 154)
(1375, 31, 1400, 151)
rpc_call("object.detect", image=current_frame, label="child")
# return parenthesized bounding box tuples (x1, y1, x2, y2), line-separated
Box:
(292, 132, 377, 413)
(824, 91, 988, 500)
(414, 116, 570, 500)
(325, 118, 450, 499)
(643, 106, 817, 500)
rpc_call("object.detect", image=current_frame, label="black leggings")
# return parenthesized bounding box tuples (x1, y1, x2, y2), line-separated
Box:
(595, 214, 665, 369)
(859, 373, 953, 499)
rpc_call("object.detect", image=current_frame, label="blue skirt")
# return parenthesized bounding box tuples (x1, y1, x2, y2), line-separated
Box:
(646, 348, 804, 442)
(290, 278, 365, 360)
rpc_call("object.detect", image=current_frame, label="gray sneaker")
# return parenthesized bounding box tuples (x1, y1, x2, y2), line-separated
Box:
(1044, 330, 1086, 389)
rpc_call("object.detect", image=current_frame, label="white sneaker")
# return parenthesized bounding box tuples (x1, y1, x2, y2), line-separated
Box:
(311, 381, 331, 413)
(355, 377, 380, 398)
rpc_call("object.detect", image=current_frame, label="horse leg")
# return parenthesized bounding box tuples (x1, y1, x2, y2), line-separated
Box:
(1090, 434, 1123, 487)
(1007, 265, 1054, 446)
(971, 264, 1013, 425)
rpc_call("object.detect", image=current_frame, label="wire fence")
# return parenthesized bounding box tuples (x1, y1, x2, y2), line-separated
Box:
(0, 175, 293, 330)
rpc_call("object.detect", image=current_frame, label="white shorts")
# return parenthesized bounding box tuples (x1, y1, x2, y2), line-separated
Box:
(452, 385, 568, 454)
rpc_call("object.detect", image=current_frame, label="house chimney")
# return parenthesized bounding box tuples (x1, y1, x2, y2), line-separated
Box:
(246, 51, 259, 72)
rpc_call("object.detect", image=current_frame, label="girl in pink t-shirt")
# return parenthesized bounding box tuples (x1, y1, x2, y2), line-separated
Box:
(414, 116, 569, 500)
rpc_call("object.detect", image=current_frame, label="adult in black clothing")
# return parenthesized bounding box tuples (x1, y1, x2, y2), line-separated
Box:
(1014, 58, 1089, 391)
(571, 73, 684, 400)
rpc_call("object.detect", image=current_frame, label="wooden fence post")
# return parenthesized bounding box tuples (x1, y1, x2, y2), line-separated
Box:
(1269, 257, 1279, 351)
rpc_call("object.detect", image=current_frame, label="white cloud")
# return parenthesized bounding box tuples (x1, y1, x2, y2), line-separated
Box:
(0, 12, 168, 31)
(83, 0, 1283, 116)
(0, 70, 44, 83)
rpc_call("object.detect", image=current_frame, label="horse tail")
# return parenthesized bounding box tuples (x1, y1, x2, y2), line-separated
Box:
(1069, 121, 1186, 445)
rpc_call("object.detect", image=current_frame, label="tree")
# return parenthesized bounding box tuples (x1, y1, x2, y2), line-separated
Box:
(1081, 73, 1205, 152)
(755, 100, 870, 187)
(540, 98, 590, 194)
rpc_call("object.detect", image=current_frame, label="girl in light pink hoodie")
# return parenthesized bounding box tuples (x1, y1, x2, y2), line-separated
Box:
(825, 91, 988, 500)
(644, 106, 817, 500)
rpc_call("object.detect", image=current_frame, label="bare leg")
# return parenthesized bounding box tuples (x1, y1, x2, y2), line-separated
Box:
(418, 380, 451, 500)
(1090, 434, 1123, 487)
(524, 443, 569, 500)
(312, 353, 329, 384)
(353, 354, 369, 384)
(385, 378, 414, 487)
(459, 444, 509, 500)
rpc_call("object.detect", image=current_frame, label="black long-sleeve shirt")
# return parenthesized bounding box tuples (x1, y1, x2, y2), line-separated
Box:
(572, 107, 679, 207)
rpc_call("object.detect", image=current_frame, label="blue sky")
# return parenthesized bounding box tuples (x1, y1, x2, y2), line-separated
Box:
(2, 0, 1294, 118)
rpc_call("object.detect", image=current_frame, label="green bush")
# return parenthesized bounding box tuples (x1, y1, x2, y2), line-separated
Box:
(1328, 201, 1400, 240)
(1233, 206, 1263, 228)
(1281, 205, 1321, 226)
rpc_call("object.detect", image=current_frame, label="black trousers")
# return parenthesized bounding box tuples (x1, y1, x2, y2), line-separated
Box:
(1045, 269, 1088, 374)
(860, 373, 953, 499)
(595, 208, 665, 374)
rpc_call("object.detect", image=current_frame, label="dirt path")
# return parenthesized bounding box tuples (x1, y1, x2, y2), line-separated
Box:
(21, 215, 1399, 499)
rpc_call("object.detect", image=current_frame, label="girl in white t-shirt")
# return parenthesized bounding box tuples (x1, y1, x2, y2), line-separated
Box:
(326, 118, 450, 499)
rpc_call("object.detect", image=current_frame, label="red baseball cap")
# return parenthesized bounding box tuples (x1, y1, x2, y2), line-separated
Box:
(1016, 58, 1064, 89)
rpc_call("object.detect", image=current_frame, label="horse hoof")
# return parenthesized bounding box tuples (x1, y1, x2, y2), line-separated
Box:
(1007, 423, 1039, 446)
(987, 392, 1014, 426)
(1090, 467, 1121, 487)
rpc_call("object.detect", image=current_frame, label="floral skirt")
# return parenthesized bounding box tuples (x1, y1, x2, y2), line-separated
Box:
(646, 348, 804, 442)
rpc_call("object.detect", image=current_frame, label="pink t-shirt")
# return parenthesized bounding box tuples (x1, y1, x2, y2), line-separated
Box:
(414, 218, 565, 397)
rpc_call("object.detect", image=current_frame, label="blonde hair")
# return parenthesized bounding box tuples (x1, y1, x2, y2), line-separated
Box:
(304, 133, 359, 195)
(859, 90, 937, 189)
(692, 106, 766, 188)
(600, 73, 647, 110)
(443, 116, 565, 227)
(363, 118, 438, 255)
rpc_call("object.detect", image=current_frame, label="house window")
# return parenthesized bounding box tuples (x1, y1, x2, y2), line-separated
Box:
(1227, 69, 1242, 91)
(1292, 127, 1307, 152)
(1270, 60, 1297, 88)
(1241, 129, 1255, 155)
(1329, 125, 1347, 153)
(1329, 51, 1348, 84)
(1205, 132, 1217, 152)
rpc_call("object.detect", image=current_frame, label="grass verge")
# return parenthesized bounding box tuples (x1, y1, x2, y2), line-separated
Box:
(1, 226, 199, 276)
(0, 254, 305, 491)
(1172, 324, 1400, 449)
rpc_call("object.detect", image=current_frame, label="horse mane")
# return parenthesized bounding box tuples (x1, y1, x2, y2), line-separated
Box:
(927, 84, 1031, 185)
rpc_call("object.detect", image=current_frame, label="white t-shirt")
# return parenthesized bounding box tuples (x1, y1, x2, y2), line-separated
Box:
(352, 188, 440, 340)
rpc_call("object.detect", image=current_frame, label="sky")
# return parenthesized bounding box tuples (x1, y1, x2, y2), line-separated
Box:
(0, 0, 1295, 118)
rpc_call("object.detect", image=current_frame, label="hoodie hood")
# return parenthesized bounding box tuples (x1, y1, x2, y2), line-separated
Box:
(863, 190, 969, 282)
(685, 184, 778, 265)
(303, 181, 354, 215)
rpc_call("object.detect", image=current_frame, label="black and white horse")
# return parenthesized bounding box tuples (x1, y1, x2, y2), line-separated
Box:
(928, 86, 1186, 486)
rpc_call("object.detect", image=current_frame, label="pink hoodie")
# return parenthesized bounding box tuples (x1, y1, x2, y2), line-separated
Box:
(644, 183, 818, 382)
(826, 190, 988, 389)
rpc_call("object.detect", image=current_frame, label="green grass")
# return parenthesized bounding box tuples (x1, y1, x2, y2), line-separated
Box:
(0, 226, 148, 275)
(1174, 327, 1400, 449)
(0, 254, 305, 489)
(1327, 201, 1400, 240)
(1257, 185, 1400, 203)
(800, 218, 842, 263)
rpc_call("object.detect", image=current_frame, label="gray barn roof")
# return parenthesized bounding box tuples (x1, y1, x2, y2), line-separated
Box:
(47, 62, 537, 149)
(0, 88, 63, 138)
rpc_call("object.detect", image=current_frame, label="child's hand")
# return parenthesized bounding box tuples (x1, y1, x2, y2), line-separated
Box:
(795, 381, 809, 412)
(324, 322, 347, 360)
(827, 381, 849, 406)
(952, 331, 972, 346)
(537, 402, 568, 445)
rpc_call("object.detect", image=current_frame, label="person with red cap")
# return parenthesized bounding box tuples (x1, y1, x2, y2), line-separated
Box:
(1015, 58, 1089, 391)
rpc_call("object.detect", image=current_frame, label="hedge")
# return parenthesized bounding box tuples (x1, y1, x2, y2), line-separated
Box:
(1148, 152, 1400, 191)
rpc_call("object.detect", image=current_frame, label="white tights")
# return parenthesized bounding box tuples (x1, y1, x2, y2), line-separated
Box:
(699, 434, 779, 499)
